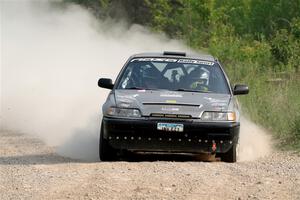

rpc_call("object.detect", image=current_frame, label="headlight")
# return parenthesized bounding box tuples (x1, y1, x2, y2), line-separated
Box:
(106, 107, 141, 118)
(201, 111, 236, 121)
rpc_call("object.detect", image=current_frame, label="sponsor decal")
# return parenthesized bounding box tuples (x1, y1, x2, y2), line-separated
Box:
(211, 102, 227, 107)
(130, 57, 215, 66)
(130, 58, 177, 63)
(166, 100, 177, 103)
(204, 97, 228, 103)
(161, 107, 179, 112)
(117, 95, 136, 102)
(178, 59, 214, 66)
(160, 92, 182, 98)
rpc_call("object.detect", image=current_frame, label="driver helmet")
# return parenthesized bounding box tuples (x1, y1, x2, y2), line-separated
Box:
(189, 68, 209, 85)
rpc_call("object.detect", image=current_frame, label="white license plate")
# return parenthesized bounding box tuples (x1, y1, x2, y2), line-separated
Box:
(157, 123, 184, 132)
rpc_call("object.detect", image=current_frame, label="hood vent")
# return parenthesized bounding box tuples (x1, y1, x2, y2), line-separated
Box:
(163, 51, 186, 56)
(150, 113, 192, 119)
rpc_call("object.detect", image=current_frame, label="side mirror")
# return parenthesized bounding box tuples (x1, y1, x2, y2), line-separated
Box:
(98, 78, 114, 89)
(233, 84, 249, 95)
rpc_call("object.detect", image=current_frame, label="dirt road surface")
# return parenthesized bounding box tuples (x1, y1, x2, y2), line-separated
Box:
(0, 131, 299, 200)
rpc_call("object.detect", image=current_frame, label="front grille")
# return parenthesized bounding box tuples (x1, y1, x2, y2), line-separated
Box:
(150, 113, 192, 119)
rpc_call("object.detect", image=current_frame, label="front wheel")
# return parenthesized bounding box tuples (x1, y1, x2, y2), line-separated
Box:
(99, 122, 117, 161)
(221, 143, 237, 163)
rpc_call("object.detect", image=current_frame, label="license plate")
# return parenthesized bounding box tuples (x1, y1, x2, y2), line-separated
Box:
(157, 123, 184, 132)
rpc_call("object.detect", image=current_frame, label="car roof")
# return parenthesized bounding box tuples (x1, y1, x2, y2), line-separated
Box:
(129, 52, 216, 62)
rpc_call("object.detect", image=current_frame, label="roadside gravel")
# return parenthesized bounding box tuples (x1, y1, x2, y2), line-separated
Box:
(0, 131, 299, 200)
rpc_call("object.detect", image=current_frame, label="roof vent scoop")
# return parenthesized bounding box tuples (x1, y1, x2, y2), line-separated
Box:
(163, 51, 186, 57)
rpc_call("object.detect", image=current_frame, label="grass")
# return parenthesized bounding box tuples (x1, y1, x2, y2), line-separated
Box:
(226, 64, 300, 150)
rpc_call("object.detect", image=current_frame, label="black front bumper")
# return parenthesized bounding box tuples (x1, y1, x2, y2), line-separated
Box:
(102, 117, 240, 154)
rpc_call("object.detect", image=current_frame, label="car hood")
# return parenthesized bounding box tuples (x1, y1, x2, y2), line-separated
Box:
(114, 90, 232, 118)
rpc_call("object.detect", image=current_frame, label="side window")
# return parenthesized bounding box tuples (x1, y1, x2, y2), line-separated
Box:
(119, 65, 134, 89)
(208, 65, 229, 93)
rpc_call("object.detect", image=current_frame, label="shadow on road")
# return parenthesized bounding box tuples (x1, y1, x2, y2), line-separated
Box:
(0, 152, 219, 165)
(117, 152, 219, 162)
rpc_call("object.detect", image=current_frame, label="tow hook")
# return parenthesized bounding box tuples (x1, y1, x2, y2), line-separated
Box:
(212, 141, 217, 153)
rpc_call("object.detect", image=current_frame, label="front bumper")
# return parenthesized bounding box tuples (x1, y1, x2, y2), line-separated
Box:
(102, 117, 240, 154)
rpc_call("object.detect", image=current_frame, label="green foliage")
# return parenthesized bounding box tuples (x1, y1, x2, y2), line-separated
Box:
(289, 18, 300, 72)
(292, 18, 300, 39)
(288, 39, 300, 72)
(144, 0, 182, 35)
(271, 29, 292, 66)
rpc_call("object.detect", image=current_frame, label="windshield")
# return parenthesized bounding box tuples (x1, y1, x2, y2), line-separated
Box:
(116, 57, 230, 94)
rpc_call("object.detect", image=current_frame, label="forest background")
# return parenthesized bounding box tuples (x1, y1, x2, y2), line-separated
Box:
(65, 0, 300, 149)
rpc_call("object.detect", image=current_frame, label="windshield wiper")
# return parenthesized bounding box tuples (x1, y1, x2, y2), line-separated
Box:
(126, 87, 159, 90)
(175, 88, 211, 93)
(126, 87, 146, 90)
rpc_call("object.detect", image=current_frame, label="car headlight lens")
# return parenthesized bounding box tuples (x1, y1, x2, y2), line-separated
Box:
(201, 111, 236, 121)
(106, 107, 141, 118)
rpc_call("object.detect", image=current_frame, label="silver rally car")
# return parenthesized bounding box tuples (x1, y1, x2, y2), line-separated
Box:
(98, 51, 249, 162)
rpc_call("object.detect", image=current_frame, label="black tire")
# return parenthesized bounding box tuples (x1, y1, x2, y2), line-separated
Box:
(221, 144, 237, 163)
(99, 122, 117, 161)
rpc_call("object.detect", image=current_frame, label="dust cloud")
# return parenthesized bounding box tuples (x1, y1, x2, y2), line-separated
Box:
(1, 1, 270, 161)
(238, 117, 272, 161)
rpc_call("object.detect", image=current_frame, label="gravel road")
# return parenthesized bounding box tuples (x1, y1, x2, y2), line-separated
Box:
(0, 131, 299, 200)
